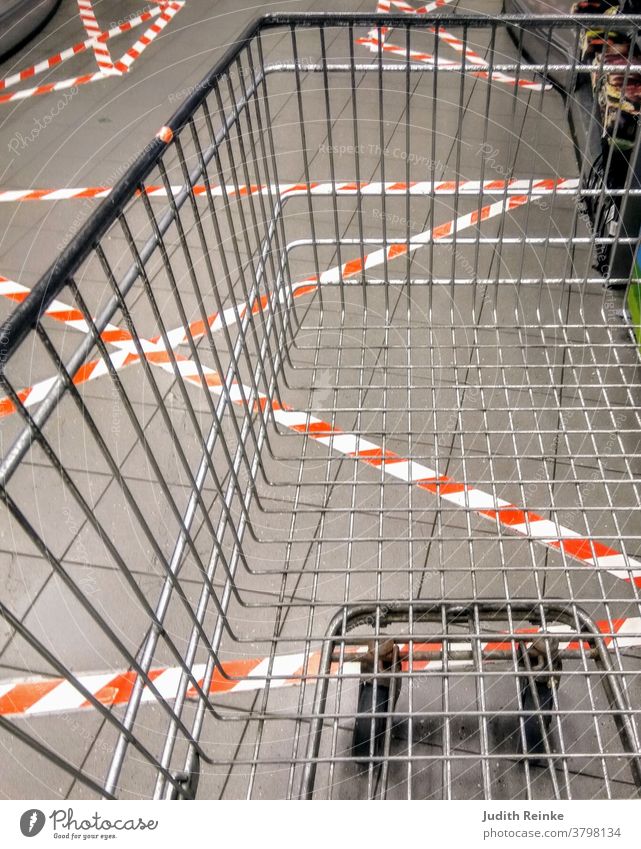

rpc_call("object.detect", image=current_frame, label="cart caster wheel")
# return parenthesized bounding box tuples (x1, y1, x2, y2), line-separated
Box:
(352, 680, 392, 765)
(520, 677, 554, 756)
(518, 639, 562, 760)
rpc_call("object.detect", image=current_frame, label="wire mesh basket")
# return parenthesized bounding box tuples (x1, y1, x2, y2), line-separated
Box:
(2, 12, 641, 800)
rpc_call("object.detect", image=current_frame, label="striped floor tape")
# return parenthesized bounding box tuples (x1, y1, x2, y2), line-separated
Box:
(0, 324, 225, 419)
(1, 616, 638, 719)
(359, 35, 476, 71)
(0, 183, 555, 415)
(368, 0, 455, 44)
(360, 32, 551, 91)
(272, 407, 641, 589)
(0, 2, 184, 104)
(111, 1, 183, 75)
(0, 178, 580, 203)
(77, 0, 114, 73)
(385, 0, 455, 12)
(0, 275, 186, 410)
(363, 0, 550, 91)
(0, 68, 117, 103)
(0, 276, 173, 354)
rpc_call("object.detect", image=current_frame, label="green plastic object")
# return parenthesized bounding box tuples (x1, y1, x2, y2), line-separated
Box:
(627, 247, 641, 351)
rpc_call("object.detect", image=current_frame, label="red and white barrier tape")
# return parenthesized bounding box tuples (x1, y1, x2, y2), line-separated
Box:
(77, 0, 113, 73)
(368, 0, 455, 45)
(387, 0, 454, 13)
(1, 616, 638, 718)
(0, 276, 165, 353)
(0, 6, 168, 92)
(0, 68, 114, 103)
(0, 2, 184, 103)
(271, 408, 641, 588)
(358, 35, 468, 70)
(0, 307, 225, 419)
(0, 178, 580, 203)
(433, 25, 550, 91)
(298, 191, 535, 286)
(363, 0, 550, 91)
(111, 1, 183, 75)
(360, 31, 550, 91)
(0, 182, 560, 414)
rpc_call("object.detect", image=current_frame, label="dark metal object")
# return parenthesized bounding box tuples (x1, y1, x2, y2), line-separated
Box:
(168, 755, 200, 800)
(517, 638, 562, 759)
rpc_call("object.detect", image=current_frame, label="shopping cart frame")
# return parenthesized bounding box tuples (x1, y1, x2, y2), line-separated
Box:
(2, 11, 641, 800)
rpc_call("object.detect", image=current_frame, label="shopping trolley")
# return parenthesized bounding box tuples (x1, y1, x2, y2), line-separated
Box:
(2, 12, 641, 800)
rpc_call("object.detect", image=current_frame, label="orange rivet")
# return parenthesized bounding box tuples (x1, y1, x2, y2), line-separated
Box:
(157, 125, 173, 143)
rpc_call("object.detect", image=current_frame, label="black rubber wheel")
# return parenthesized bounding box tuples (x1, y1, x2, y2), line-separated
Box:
(352, 681, 391, 765)
(520, 676, 554, 757)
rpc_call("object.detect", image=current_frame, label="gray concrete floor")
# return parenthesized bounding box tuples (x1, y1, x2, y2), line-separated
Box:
(1, 0, 641, 801)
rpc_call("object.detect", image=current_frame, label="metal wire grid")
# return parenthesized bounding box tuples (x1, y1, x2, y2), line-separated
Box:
(1, 14, 641, 800)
